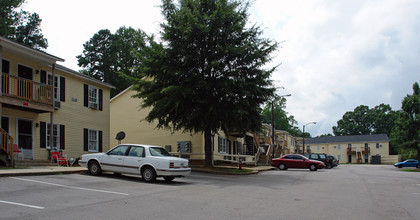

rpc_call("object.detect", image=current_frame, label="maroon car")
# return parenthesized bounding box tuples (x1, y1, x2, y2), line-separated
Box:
(271, 154, 325, 171)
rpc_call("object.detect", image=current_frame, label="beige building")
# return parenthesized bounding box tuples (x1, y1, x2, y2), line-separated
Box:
(0, 37, 113, 166)
(304, 134, 399, 164)
(110, 86, 270, 165)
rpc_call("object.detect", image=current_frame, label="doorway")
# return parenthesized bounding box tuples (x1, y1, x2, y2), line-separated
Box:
(348, 154, 352, 163)
(17, 119, 33, 159)
(17, 64, 33, 99)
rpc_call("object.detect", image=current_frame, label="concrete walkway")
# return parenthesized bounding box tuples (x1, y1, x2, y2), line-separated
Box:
(0, 165, 275, 177)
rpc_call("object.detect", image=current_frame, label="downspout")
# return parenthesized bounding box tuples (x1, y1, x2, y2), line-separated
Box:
(49, 63, 55, 152)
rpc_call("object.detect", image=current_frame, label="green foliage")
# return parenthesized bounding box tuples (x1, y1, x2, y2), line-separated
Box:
(0, 0, 48, 49)
(133, 0, 278, 167)
(391, 82, 420, 160)
(77, 27, 147, 97)
(260, 96, 303, 137)
(332, 104, 398, 136)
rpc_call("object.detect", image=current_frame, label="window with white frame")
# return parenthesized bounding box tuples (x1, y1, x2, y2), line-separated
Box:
(218, 137, 227, 153)
(47, 123, 59, 150)
(337, 144, 341, 150)
(47, 73, 60, 100)
(316, 145, 320, 151)
(337, 155, 341, 161)
(88, 129, 98, 152)
(88, 86, 98, 109)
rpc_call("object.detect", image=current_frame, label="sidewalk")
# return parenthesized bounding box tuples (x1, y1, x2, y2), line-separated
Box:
(0, 165, 275, 177)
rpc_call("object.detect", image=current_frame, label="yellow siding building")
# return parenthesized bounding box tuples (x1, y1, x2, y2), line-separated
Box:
(0, 37, 113, 165)
(110, 87, 261, 165)
(304, 134, 398, 164)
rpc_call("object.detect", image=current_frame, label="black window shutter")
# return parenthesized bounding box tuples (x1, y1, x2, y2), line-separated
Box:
(60, 124, 65, 149)
(98, 130, 103, 152)
(60, 77, 65, 102)
(99, 89, 103, 111)
(84, 84, 88, 107)
(40, 70, 47, 84)
(83, 128, 88, 151)
(40, 122, 46, 148)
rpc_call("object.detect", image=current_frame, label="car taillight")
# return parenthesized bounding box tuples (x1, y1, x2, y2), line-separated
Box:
(169, 162, 174, 168)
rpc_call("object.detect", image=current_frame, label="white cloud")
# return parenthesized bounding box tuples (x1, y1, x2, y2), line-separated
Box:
(22, 0, 420, 136)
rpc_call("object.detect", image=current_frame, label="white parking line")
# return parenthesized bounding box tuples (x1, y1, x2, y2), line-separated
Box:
(9, 177, 129, 196)
(0, 200, 44, 209)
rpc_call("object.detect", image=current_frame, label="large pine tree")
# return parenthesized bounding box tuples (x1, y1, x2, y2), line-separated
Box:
(134, 0, 278, 167)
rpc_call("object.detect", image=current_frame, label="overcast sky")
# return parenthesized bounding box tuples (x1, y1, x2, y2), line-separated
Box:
(23, 0, 420, 137)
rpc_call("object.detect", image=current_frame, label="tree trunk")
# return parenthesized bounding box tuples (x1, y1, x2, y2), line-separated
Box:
(204, 129, 213, 168)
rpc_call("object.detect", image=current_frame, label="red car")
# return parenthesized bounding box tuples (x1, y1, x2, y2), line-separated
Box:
(271, 154, 325, 171)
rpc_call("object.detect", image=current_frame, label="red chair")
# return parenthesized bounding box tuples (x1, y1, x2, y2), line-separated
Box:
(13, 144, 23, 160)
(51, 152, 68, 166)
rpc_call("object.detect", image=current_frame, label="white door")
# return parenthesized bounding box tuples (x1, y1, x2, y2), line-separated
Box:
(123, 146, 145, 175)
(17, 119, 33, 159)
(101, 145, 129, 172)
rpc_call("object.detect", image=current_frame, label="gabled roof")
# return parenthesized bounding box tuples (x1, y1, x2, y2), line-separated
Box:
(0, 36, 64, 64)
(306, 134, 389, 145)
(56, 64, 115, 89)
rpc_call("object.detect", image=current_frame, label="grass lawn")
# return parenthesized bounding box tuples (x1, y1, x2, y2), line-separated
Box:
(400, 168, 420, 172)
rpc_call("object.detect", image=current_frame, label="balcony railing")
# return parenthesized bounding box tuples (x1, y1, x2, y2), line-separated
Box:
(2, 74, 53, 105)
(347, 147, 370, 154)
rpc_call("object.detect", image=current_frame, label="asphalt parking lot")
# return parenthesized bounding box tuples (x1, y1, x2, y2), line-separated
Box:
(1, 165, 419, 220)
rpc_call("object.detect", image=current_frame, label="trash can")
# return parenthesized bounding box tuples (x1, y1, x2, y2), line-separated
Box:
(371, 155, 381, 164)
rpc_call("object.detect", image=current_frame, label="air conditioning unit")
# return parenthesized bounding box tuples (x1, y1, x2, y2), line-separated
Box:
(89, 103, 98, 109)
(54, 101, 61, 109)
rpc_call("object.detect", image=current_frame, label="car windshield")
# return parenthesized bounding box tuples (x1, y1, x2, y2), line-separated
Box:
(301, 155, 309, 160)
(149, 147, 171, 157)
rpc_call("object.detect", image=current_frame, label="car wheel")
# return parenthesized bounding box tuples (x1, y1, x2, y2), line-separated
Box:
(278, 163, 287, 170)
(142, 166, 157, 183)
(164, 176, 175, 182)
(309, 164, 317, 171)
(398, 164, 403, 168)
(88, 161, 102, 176)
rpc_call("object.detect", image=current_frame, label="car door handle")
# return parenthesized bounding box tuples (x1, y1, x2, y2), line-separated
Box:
(137, 160, 142, 162)
(118, 158, 122, 160)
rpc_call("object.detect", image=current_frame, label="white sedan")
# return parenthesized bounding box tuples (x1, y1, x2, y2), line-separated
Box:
(79, 144, 191, 182)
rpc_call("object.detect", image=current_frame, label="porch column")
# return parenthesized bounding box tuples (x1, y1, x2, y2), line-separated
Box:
(49, 63, 55, 151)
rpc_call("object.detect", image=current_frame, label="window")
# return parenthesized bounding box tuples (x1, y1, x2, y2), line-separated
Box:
(337, 155, 341, 161)
(47, 123, 59, 150)
(84, 84, 102, 110)
(108, 145, 129, 156)
(2, 59, 10, 74)
(128, 146, 145, 157)
(376, 143, 380, 148)
(88, 86, 98, 109)
(149, 147, 171, 156)
(218, 137, 227, 153)
(364, 143, 368, 148)
(83, 128, 102, 152)
(306, 146, 310, 150)
(316, 145, 320, 151)
(337, 144, 341, 150)
(348, 144, 352, 148)
(88, 129, 98, 152)
(47, 73, 60, 100)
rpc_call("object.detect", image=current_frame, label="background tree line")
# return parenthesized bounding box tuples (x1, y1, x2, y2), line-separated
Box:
(329, 82, 420, 159)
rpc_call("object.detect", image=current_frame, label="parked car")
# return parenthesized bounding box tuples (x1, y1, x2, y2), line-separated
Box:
(304, 153, 333, 169)
(327, 155, 339, 167)
(79, 144, 191, 182)
(271, 154, 325, 171)
(394, 159, 419, 168)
